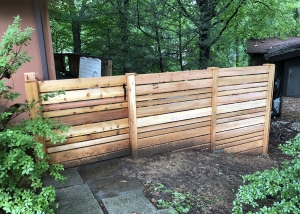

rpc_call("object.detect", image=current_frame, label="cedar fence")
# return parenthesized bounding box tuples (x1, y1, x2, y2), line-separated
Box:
(24, 64, 275, 167)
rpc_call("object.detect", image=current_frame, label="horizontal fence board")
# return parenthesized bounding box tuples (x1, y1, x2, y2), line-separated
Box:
(44, 102, 127, 118)
(53, 118, 129, 138)
(240, 146, 263, 154)
(217, 86, 268, 97)
(216, 131, 264, 147)
(49, 140, 129, 163)
(42, 87, 124, 104)
(218, 74, 268, 87)
(216, 124, 264, 141)
(53, 108, 128, 126)
(216, 107, 266, 120)
(46, 128, 129, 146)
(217, 111, 266, 124)
(137, 116, 211, 133)
(218, 82, 268, 92)
(136, 88, 211, 101)
(224, 140, 263, 153)
(39, 75, 126, 92)
(217, 135, 263, 150)
(138, 128, 210, 148)
(216, 116, 264, 133)
(47, 134, 129, 153)
(135, 69, 211, 85)
(138, 121, 211, 139)
(137, 107, 212, 128)
(137, 99, 211, 118)
(136, 93, 212, 107)
(217, 91, 267, 105)
(218, 66, 268, 77)
(136, 79, 212, 95)
(217, 99, 266, 114)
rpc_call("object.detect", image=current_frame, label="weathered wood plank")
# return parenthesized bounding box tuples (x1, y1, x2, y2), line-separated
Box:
(218, 82, 267, 92)
(218, 74, 268, 87)
(217, 111, 266, 124)
(38, 75, 126, 92)
(217, 86, 267, 97)
(217, 91, 267, 105)
(218, 66, 268, 77)
(217, 99, 266, 114)
(224, 140, 263, 153)
(216, 131, 264, 147)
(216, 107, 265, 120)
(216, 124, 264, 141)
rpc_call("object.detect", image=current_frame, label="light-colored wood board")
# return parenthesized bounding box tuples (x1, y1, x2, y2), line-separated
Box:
(217, 86, 267, 97)
(218, 82, 267, 92)
(138, 128, 210, 148)
(52, 118, 129, 138)
(216, 131, 263, 147)
(240, 146, 263, 154)
(52, 108, 128, 126)
(217, 91, 267, 105)
(46, 128, 129, 146)
(137, 98, 211, 118)
(137, 116, 211, 133)
(49, 140, 129, 163)
(47, 134, 129, 153)
(216, 116, 264, 133)
(38, 75, 126, 92)
(138, 121, 211, 139)
(217, 111, 266, 124)
(136, 88, 211, 101)
(137, 107, 212, 128)
(218, 66, 267, 77)
(135, 69, 211, 85)
(136, 93, 212, 107)
(41, 86, 124, 104)
(216, 107, 265, 120)
(136, 79, 212, 95)
(217, 99, 266, 114)
(218, 74, 268, 87)
(216, 124, 264, 141)
(210, 67, 218, 152)
(44, 102, 127, 118)
(216, 135, 263, 150)
(224, 140, 263, 153)
(43, 97, 125, 112)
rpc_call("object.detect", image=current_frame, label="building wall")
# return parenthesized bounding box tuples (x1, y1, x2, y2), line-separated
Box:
(281, 96, 300, 120)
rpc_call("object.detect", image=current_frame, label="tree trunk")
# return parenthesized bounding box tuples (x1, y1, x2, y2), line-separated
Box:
(71, 20, 81, 53)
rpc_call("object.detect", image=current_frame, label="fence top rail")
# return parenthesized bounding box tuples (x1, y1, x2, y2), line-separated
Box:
(218, 66, 268, 77)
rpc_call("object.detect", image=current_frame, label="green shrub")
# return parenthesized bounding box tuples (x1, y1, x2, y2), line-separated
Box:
(0, 16, 68, 213)
(232, 133, 300, 213)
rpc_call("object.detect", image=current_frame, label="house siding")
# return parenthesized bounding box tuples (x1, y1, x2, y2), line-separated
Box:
(281, 96, 300, 120)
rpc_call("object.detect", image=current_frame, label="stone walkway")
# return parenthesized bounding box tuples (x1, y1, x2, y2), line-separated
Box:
(43, 159, 177, 214)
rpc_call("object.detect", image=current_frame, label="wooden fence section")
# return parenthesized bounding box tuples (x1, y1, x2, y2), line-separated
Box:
(24, 64, 275, 167)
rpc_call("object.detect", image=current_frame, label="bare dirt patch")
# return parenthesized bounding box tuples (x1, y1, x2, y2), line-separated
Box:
(114, 119, 299, 213)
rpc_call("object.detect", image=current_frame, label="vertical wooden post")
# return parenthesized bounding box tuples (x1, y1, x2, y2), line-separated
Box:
(209, 67, 219, 152)
(126, 73, 138, 158)
(24, 73, 47, 154)
(262, 64, 275, 154)
(106, 60, 113, 76)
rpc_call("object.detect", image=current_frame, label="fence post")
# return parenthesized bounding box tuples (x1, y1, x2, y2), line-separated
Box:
(208, 67, 219, 152)
(126, 73, 138, 158)
(24, 73, 47, 155)
(262, 64, 275, 154)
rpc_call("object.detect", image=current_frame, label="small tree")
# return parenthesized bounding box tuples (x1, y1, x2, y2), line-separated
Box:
(0, 16, 68, 213)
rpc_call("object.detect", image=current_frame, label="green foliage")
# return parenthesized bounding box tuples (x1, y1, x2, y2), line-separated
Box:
(0, 16, 69, 213)
(232, 133, 300, 214)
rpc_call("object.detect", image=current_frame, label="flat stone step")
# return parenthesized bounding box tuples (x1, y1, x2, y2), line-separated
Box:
(56, 198, 104, 214)
(43, 169, 83, 189)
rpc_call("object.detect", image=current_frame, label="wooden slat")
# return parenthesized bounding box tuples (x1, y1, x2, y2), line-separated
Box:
(136, 88, 211, 101)
(38, 75, 126, 92)
(137, 107, 212, 128)
(47, 134, 129, 153)
(53, 108, 128, 126)
(217, 111, 266, 124)
(41, 86, 124, 104)
(137, 116, 211, 133)
(44, 102, 127, 118)
(240, 146, 263, 154)
(135, 69, 211, 85)
(224, 140, 263, 153)
(217, 99, 266, 114)
(136, 79, 212, 95)
(138, 121, 211, 139)
(138, 127, 210, 148)
(217, 135, 263, 150)
(218, 74, 268, 87)
(218, 66, 268, 77)
(43, 97, 125, 112)
(216, 116, 264, 133)
(217, 107, 265, 120)
(210, 67, 218, 152)
(217, 91, 267, 105)
(217, 86, 267, 97)
(49, 140, 129, 163)
(218, 82, 267, 92)
(137, 98, 211, 118)
(136, 93, 212, 107)
(216, 124, 264, 141)
(216, 131, 264, 147)
(53, 118, 129, 138)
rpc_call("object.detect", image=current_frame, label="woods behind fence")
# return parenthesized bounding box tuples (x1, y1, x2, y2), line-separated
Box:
(25, 64, 275, 167)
